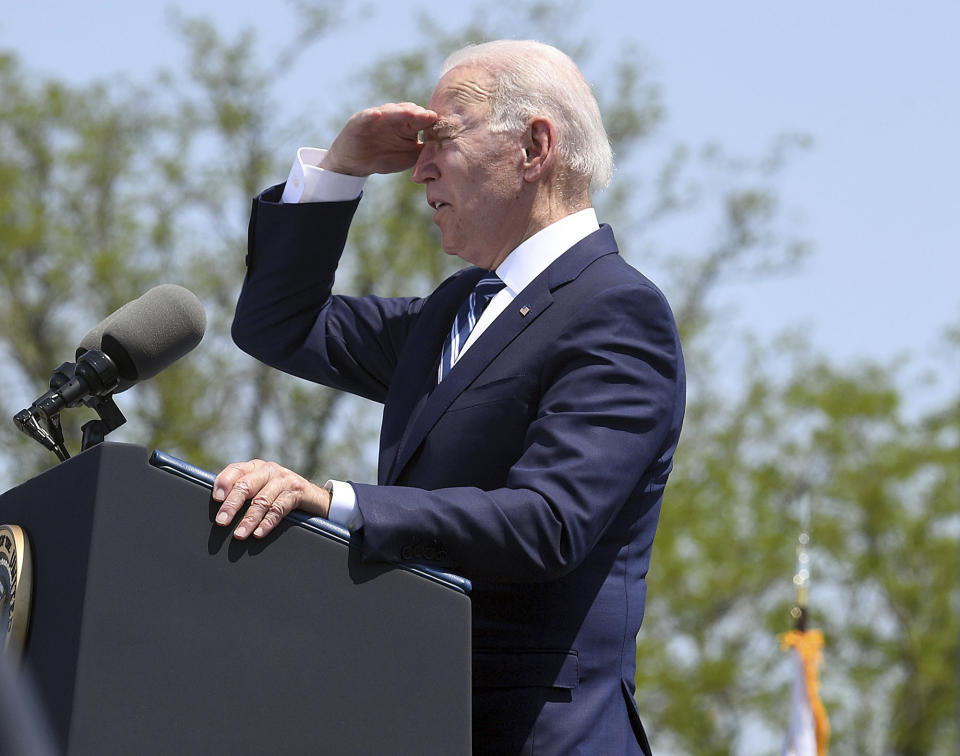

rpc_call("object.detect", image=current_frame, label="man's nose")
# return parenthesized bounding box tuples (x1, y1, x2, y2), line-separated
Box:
(412, 143, 438, 184)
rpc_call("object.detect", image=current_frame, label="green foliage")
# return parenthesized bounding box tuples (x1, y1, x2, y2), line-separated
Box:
(0, 3, 956, 753)
(642, 337, 959, 754)
(0, 56, 167, 476)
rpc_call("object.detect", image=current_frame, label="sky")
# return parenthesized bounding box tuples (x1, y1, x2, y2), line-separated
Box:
(1, 0, 958, 407)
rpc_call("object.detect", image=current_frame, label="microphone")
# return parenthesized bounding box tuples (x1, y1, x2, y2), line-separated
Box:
(13, 285, 207, 460)
(76, 284, 206, 393)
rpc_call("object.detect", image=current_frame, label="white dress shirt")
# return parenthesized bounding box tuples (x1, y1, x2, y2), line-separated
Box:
(281, 149, 599, 531)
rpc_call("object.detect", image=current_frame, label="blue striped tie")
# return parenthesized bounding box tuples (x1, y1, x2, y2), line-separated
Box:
(438, 273, 505, 382)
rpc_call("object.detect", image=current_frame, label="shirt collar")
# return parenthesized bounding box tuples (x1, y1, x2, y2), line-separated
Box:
(495, 208, 599, 296)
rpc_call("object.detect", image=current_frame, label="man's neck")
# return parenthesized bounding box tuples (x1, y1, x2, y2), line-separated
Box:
(520, 189, 592, 249)
(483, 179, 591, 270)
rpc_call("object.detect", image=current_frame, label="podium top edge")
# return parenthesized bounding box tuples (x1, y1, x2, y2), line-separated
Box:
(147, 449, 472, 596)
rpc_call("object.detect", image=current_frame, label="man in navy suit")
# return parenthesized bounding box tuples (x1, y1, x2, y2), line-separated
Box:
(213, 40, 684, 754)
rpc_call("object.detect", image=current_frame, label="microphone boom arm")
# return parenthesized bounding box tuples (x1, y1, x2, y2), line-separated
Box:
(13, 349, 127, 461)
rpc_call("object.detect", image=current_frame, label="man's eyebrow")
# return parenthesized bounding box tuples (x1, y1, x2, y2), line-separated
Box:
(425, 118, 458, 137)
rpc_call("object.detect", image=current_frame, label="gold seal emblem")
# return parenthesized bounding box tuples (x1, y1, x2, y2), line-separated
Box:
(0, 524, 33, 660)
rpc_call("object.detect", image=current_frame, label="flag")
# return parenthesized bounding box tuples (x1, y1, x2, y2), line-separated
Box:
(781, 629, 829, 756)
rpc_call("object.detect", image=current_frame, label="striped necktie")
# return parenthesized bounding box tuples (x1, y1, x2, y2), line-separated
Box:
(437, 273, 505, 382)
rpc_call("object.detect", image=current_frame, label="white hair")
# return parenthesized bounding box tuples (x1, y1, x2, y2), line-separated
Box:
(440, 40, 614, 192)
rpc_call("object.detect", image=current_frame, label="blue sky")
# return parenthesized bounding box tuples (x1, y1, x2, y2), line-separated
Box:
(2, 1, 958, 402)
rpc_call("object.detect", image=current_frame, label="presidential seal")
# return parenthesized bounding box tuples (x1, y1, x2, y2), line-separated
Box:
(0, 524, 33, 660)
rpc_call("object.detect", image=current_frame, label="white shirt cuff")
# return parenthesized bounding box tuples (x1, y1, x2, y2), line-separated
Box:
(324, 479, 364, 531)
(281, 147, 367, 204)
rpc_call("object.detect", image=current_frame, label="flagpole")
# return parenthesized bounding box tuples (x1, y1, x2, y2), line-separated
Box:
(790, 495, 811, 632)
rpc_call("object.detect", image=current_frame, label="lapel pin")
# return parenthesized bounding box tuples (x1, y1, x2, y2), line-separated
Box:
(519, 305, 530, 316)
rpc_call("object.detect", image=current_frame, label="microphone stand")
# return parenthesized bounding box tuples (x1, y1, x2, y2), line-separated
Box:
(79, 395, 126, 451)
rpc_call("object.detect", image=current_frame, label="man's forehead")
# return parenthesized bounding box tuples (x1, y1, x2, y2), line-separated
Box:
(430, 66, 494, 111)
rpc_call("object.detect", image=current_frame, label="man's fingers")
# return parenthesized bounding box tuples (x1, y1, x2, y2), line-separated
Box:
(253, 490, 300, 538)
(212, 460, 267, 526)
(392, 108, 439, 139)
(212, 461, 249, 501)
(235, 478, 296, 540)
(351, 104, 435, 134)
(213, 459, 271, 502)
(211, 460, 329, 540)
(374, 102, 436, 121)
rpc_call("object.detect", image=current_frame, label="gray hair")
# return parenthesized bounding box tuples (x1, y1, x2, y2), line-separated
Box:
(440, 40, 614, 192)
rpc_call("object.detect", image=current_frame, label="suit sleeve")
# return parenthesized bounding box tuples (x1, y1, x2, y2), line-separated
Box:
(351, 280, 685, 583)
(232, 186, 425, 403)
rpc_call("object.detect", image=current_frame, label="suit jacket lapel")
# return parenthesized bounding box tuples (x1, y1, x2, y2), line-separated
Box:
(377, 268, 483, 484)
(384, 225, 620, 485)
(385, 278, 554, 484)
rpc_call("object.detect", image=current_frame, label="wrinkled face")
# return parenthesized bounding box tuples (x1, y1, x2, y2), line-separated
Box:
(412, 66, 529, 270)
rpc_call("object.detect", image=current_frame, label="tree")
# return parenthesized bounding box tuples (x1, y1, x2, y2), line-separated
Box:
(0, 9, 373, 480)
(0, 52, 188, 477)
(638, 334, 959, 754)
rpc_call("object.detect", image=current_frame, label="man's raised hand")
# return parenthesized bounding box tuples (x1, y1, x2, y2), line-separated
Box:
(321, 102, 438, 177)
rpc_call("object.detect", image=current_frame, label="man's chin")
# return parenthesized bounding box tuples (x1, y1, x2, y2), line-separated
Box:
(439, 238, 481, 265)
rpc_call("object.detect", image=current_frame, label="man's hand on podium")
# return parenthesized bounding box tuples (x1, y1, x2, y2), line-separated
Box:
(212, 460, 332, 540)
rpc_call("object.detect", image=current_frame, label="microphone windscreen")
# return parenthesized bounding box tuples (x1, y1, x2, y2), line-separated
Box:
(77, 285, 206, 392)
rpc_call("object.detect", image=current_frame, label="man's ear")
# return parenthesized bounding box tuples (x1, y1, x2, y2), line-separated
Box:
(522, 117, 556, 182)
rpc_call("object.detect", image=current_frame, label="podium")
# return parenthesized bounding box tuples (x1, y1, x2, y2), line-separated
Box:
(0, 443, 472, 755)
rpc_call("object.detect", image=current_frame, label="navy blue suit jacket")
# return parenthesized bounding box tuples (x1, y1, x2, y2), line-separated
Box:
(233, 186, 685, 755)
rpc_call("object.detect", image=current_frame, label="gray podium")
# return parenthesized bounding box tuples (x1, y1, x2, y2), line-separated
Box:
(0, 443, 472, 755)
